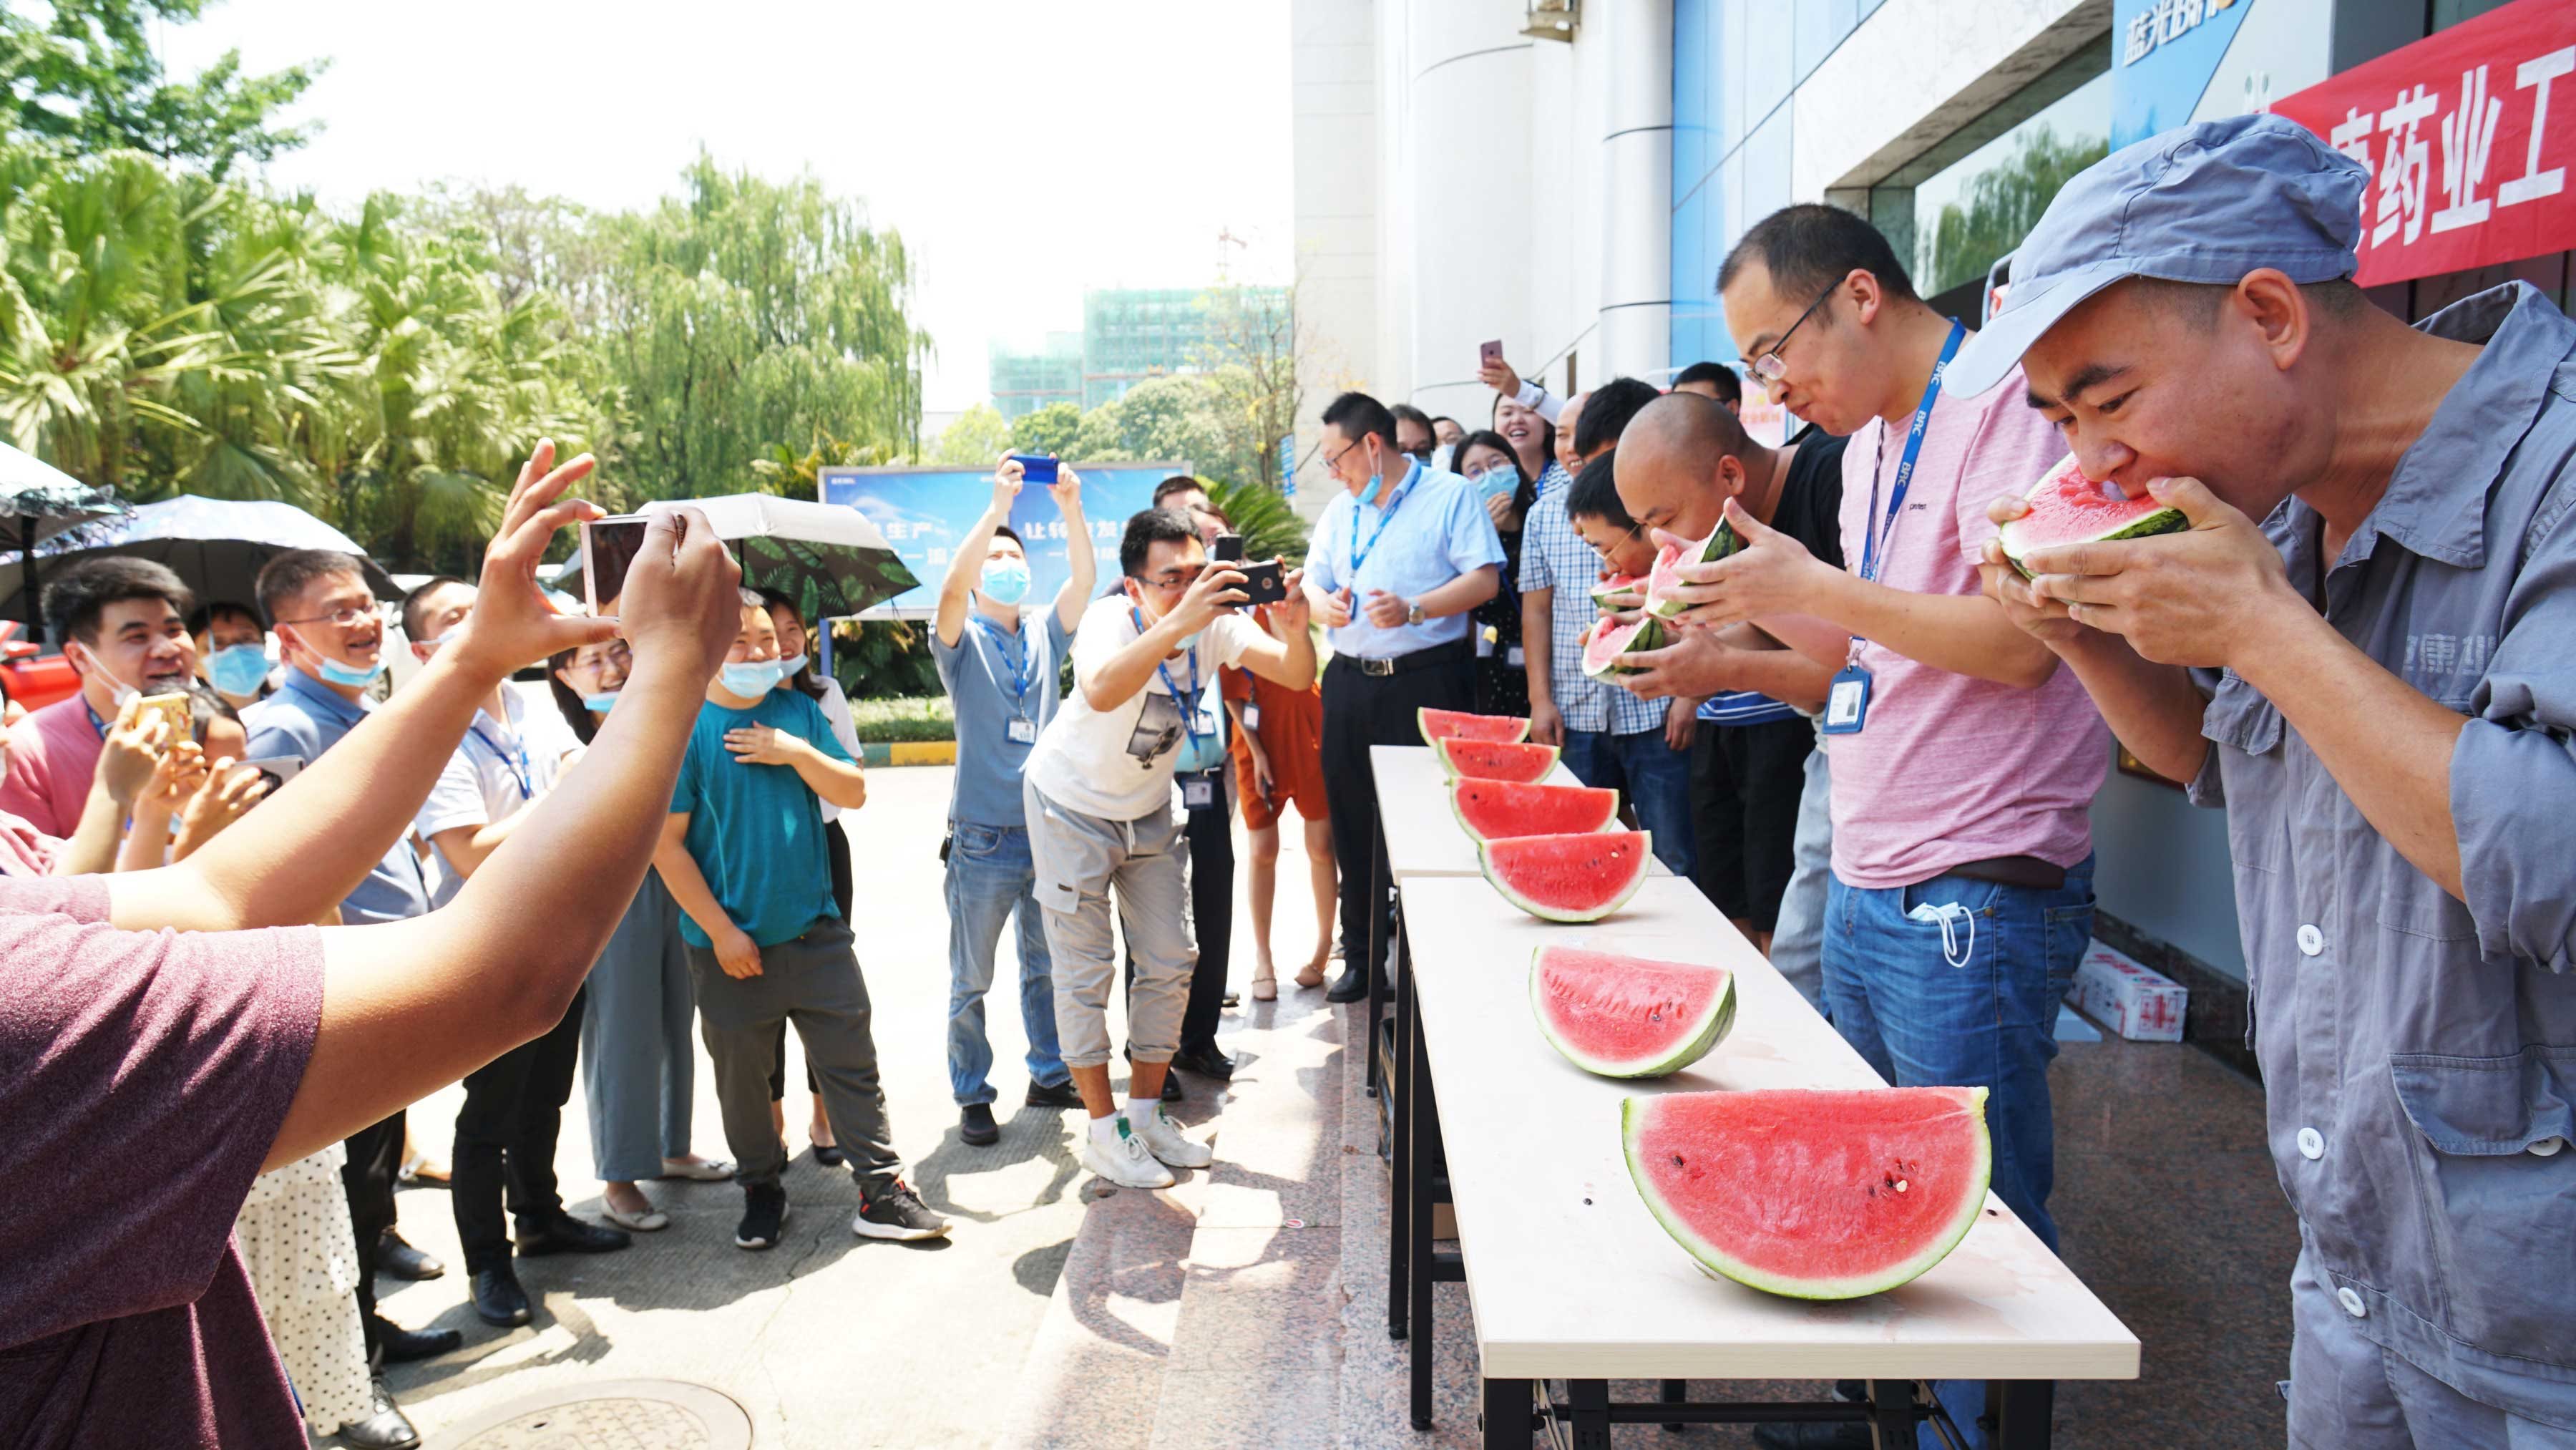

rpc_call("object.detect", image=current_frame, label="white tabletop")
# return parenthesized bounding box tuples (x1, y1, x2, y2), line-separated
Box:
(1400, 874, 2141, 1382)
(1372, 744, 1668, 881)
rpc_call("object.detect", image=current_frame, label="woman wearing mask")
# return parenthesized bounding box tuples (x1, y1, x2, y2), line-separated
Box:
(1492, 393, 1561, 497)
(552, 636, 732, 1231)
(758, 590, 867, 1162)
(1455, 429, 1538, 718)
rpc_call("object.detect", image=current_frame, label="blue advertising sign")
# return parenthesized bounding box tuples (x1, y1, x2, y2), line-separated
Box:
(2112, 0, 2260, 150)
(816, 462, 1188, 618)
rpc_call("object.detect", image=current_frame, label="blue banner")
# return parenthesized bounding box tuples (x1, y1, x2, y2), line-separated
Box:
(816, 463, 1186, 618)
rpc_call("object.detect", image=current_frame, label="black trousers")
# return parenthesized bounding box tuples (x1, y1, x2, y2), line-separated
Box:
(451, 986, 585, 1273)
(342, 1110, 404, 1356)
(1318, 645, 1473, 976)
(1177, 780, 1235, 1054)
(1689, 716, 1814, 930)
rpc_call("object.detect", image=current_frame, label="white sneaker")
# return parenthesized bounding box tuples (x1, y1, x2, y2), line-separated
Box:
(1081, 1118, 1176, 1189)
(1130, 1103, 1214, 1170)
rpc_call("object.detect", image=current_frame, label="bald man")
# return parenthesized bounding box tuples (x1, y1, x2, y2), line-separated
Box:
(1611, 396, 1847, 975)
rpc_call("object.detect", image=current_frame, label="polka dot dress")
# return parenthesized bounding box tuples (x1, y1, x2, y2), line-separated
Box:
(234, 1143, 376, 1433)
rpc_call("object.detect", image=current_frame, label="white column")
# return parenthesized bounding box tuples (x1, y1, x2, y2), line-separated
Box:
(1595, 0, 1672, 384)
(1403, 0, 1538, 424)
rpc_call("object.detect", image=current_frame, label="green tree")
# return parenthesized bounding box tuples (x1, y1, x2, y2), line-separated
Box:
(1206, 475, 1308, 567)
(931, 403, 1011, 466)
(1010, 401, 1080, 460)
(1920, 125, 2107, 298)
(1191, 283, 1301, 490)
(0, 1, 323, 179)
(1070, 398, 1128, 462)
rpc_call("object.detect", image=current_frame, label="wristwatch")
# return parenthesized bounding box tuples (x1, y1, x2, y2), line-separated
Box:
(1405, 600, 1426, 626)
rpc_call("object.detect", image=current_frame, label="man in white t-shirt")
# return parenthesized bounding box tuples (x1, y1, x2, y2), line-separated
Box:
(1023, 507, 1315, 1189)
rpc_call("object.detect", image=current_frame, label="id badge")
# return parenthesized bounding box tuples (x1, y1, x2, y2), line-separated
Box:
(1182, 775, 1216, 809)
(1475, 630, 1496, 658)
(1506, 645, 1525, 668)
(1006, 717, 1037, 744)
(1820, 664, 1872, 736)
(1243, 702, 1262, 731)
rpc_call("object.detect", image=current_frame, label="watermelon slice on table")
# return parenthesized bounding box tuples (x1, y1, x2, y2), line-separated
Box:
(1478, 830, 1650, 923)
(1622, 1086, 1992, 1300)
(1641, 520, 1740, 619)
(1997, 453, 2187, 579)
(1589, 573, 1648, 610)
(1417, 707, 1531, 747)
(1528, 945, 1734, 1078)
(1579, 615, 1663, 679)
(1448, 778, 1619, 842)
(1431, 737, 1559, 784)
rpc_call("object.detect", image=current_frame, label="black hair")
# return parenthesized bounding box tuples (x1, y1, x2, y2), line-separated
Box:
(1321, 390, 1398, 449)
(1389, 403, 1435, 454)
(1671, 361, 1743, 405)
(547, 643, 600, 746)
(42, 557, 192, 648)
(187, 599, 264, 636)
(990, 523, 1024, 550)
(1429, 416, 1460, 432)
(1488, 391, 1558, 475)
(1454, 428, 1538, 527)
(1153, 475, 1209, 507)
(1719, 202, 1918, 306)
(1574, 377, 1661, 460)
(754, 586, 828, 701)
(184, 682, 240, 747)
(1566, 452, 1636, 531)
(255, 548, 368, 629)
(1119, 507, 1201, 578)
(398, 575, 472, 641)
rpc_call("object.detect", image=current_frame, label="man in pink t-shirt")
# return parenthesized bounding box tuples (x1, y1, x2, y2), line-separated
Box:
(0, 558, 200, 837)
(1660, 207, 2107, 1287)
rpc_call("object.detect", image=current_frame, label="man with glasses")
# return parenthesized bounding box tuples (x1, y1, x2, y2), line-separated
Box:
(0, 558, 200, 837)
(243, 550, 455, 1420)
(1306, 391, 1505, 1003)
(1023, 507, 1314, 1187)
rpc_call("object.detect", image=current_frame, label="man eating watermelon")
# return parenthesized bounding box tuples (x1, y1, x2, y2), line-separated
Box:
(1955, 113, 2576, 1447)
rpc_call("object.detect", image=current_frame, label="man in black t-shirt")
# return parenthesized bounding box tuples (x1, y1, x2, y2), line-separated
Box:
(1609, 394, 1846, 973)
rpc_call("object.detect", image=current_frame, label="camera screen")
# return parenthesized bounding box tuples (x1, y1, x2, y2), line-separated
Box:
(584, 517, 650, 610)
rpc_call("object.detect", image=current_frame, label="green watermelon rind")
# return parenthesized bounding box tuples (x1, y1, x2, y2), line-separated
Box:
(1528, 945, 1736, 1078)
(1589, 574, 1649, 610)
(1448, 779, 1619, 844)
(1476, 830, 1650, 923)
(1580, 615, 1665, 679)
(1416, 707, 1531, 747)
(1642, 522, 1742, 620)
(1431, 737, 1561, 783)
(1619, 1086, 1993, 1300)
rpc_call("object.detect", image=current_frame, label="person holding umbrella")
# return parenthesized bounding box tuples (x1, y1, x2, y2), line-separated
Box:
(0, 558, 199, 837)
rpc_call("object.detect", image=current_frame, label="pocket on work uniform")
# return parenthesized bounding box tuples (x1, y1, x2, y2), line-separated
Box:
(2386, 1045, 2576, 1369)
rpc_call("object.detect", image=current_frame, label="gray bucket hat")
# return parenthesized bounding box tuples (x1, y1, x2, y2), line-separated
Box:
(1946, 112, 2368, 396)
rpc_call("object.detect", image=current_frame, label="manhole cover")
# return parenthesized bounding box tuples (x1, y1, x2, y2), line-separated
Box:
(440, 1379, 751, 1450)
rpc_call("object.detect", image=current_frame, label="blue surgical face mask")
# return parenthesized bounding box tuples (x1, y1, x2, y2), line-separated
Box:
(317, 654, 386, 688)
(981, 558, 1032, 606)
(208, 644, 268, 698)
(774, 653, 807, 685)
(582, 691, 620, 714)
(719, 658, 786, 698)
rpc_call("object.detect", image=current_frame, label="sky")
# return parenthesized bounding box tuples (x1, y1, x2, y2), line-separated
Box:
(157, 0, 1296, 414)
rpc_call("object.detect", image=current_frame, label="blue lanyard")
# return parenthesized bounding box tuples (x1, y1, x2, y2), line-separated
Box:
(973, 613, 1035, 718)
(1860, 318, 1966, 586)
(467, 720, 533, 802)
(85, 703, 107, 741)
(1346, 459, 1418, 583)
(1131, 607, 1210, 746)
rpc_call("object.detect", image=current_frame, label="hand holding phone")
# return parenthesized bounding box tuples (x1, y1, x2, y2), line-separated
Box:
(582, 515, 652, 612)
(1008, 453, 1060, 485)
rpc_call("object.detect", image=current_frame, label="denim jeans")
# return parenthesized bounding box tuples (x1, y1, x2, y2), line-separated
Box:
(1560, 726, 1697, 880)
(945, 822, 1071, 1105)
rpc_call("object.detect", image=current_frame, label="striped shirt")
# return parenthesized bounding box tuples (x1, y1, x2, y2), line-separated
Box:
(1696, 691, 1802, 726)
(1518, 467, 1663, 736)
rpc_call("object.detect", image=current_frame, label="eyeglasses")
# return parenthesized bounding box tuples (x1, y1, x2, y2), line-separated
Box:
(1747, 281, 1840, 385)
(1322, 439, 1360, 474)
(1137, 563, 1204, 593)
(571, 642, 633, 673)
(1588, 518, 1647, 563)
(278, 604, 377, 629)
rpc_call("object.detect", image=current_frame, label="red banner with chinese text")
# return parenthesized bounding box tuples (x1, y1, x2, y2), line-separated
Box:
(2270, 0, 2574, 287)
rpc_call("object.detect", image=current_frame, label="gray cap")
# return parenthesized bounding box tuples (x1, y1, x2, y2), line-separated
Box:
(1946, 112, 2367, 396)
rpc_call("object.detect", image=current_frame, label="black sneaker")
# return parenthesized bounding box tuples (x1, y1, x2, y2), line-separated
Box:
(960, 1103, 1000, 1146)
(853, 1179, 950, 1241)
(735, 1184, 789, 1250)
(1024, 1079, 1084, 1109)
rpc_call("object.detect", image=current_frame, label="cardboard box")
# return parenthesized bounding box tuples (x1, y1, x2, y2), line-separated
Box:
(2069, 940, 2187, 1042)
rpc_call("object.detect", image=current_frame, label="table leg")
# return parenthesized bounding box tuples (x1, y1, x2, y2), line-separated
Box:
(1365, 819, 1390, 1098)
(1387, 911, 1410, 1342)
(1986, 1379, 2054, 1450)
(1407, 988, 1438, 1430)
(1568, 1379, 1611, 1449)
(1660, 1377, 1686, 1432)
(1481, 1378, 1531, 1450)
(1865, 1381, 1915, 1449)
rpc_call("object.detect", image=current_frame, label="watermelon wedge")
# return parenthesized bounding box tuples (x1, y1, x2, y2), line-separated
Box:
(1589, 573, 1648, 610)
(1642, 520, 1740, 619)
(1449, 778, 1619, 842)
(1432, 737, 1559, 784)
(1579, 615, 1663, 679)
(1478, 830, 1650, 922)
(1997, 453, 2187, 579)
(1418, 708, 1531, 747)
(1622, 1086, 1992, 1300)
(1529, 946, 1734, 1077)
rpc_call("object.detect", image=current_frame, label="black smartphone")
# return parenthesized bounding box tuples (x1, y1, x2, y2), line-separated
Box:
(1211, 532, 1245, 563)
(1236, 558, 1287, 605)
(582, 515, 650, 611)
(1008, 453, 1060, 485)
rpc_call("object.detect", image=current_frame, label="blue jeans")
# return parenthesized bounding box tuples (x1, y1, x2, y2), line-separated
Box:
(1823, 856, 2094, 1450)
(945, 822, 1070, 1106)
(1559, 726, 1696, 880)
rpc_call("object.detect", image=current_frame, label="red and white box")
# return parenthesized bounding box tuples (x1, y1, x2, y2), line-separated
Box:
(2069, 941, 2187, 1043)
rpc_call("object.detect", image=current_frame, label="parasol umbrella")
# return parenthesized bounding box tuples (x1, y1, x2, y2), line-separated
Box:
(632, 494, 920, 621)
(0, 442, 127, 637)
(0, 495, 400, 625)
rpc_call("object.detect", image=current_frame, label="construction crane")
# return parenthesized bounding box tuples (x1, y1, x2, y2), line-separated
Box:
(1215, 227, 1247, 285)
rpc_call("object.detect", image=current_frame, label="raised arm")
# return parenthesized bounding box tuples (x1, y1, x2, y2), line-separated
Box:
(936, 459, 1023, 649)
(267, 505, 740, 1169)
(1053, 468, 1095, 635)
(1234, 570, 1317, 691)
(1080, 565, 1249, 714)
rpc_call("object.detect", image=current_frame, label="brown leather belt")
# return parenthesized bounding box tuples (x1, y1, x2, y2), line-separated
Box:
(1946, 855, 2067, 891)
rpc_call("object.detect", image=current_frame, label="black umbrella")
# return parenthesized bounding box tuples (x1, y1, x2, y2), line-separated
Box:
(0, 495, 400, 626)
(0, 442, 127, 641)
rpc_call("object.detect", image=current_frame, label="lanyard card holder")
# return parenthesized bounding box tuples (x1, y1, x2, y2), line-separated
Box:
(1006, 716, 1038, 744)
(1820, 663, 1872, 735)
(1180, 770, 1219, 810)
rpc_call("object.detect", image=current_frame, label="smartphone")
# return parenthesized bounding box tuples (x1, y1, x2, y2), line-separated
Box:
(1008, 453, 1060, 485)
(237, 754, 303, 797)
(1479, 339, 1504, 370)
(1210, 532, 1245, 563)
(1236, 558, 1288, 606)
(582, 515, 651, 611)
(136, 691, 193, 746)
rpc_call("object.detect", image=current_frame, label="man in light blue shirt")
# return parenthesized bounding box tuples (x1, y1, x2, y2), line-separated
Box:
(1303, 390, 1504, 1001)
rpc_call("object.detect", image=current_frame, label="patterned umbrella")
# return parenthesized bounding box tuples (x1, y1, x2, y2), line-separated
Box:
(637, 494, 919, 621)
(0, 442, 127, 633)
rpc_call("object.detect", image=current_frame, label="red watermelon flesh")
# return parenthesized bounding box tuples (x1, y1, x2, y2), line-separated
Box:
(1529, 946, 1734, 1077)
(1418, 707, 1531, 746)
(1621, 1086, 1991, 1299)
(1432, 737, 1559, 784)
(1642, 520, 1741, 619)
(1449, 778, 1619, 842)
(1478, 830, 1650, 922)
(1589, 573, 1648, 610)
(1996, 452, 2187, 579)
(1580, 615, 1663, 678)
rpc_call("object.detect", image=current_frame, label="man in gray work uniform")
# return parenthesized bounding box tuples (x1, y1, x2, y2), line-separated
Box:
(1959, 113, 2576, 1446)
